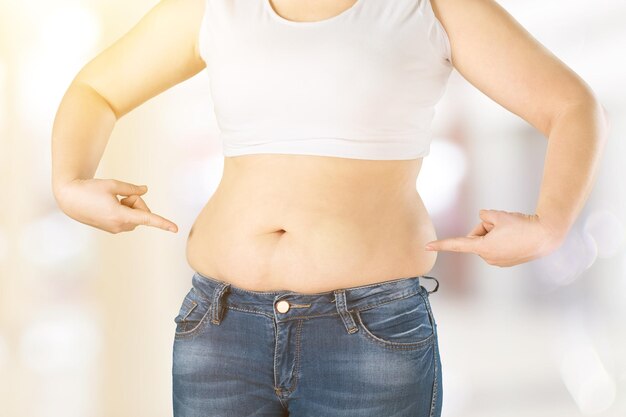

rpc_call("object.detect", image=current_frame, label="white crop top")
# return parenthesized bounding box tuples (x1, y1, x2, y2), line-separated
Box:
(197, 0, 454, 160)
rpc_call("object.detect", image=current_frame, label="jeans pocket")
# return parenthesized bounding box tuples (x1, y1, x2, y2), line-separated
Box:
(354, 289, 435, 350)
(174, 287, 213, 339)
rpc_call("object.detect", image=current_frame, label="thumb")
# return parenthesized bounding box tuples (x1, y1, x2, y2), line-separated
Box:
(108, 179, 148, 196)
(479, 209, 502, 224)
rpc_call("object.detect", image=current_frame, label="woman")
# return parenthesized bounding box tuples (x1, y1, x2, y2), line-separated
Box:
(51, 0, 609, 416)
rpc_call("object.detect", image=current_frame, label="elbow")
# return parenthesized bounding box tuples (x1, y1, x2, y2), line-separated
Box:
(548, 95, 611, 139)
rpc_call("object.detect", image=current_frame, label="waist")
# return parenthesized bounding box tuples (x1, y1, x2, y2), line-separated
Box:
(186, 270, 438, 322)
(185, 153, 437, 292)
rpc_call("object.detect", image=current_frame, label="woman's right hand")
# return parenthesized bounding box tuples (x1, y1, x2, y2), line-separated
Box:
(54, 178, 178, 234)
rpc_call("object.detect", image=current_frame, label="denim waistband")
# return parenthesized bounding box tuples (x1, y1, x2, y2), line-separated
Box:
(190, 270, 439, 323)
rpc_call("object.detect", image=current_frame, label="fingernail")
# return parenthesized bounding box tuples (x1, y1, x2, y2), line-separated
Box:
(425, 245, 433, 250)
(168, 226, 176, 232)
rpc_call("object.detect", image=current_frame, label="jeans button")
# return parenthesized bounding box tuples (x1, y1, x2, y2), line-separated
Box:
(275, 300, 290, 313)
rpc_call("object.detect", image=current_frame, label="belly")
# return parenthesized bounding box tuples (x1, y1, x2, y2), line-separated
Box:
(185, 154, 438, 293)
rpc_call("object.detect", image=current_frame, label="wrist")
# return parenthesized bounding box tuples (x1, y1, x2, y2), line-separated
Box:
(535, 212, 569, 244)
(52, 177, 82, 204)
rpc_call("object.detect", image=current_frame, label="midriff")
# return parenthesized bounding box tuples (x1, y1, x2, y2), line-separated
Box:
(185, 153, 438, 294)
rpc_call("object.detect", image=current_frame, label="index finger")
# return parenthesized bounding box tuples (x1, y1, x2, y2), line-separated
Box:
(429, 236, 482, 254)
(117, 205, 178, 232)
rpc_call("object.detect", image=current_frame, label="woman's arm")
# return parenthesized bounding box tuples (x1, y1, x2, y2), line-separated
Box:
(424, 0, 610, 266)
(51, 0, 208, 233)
(534, 100, 609, 241)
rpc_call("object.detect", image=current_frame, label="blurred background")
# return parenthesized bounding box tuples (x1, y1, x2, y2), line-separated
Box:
(0, 0, 624, 416)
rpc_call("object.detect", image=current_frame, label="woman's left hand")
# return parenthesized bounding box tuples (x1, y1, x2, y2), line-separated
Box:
(424, 209, 566, 267)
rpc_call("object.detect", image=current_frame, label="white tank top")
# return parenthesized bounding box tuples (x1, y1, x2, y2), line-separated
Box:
(197, 0, 453, 160)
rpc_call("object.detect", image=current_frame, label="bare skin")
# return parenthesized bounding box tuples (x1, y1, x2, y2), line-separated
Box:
(51, 0, 609, 293)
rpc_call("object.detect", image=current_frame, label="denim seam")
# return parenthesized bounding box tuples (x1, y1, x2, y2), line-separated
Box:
(181, 295, 195, 310)
(187, 288, 423, 322)
(354, 309, 435, 350)
(226, 291, 422, 321)
(417, 290, 436, 329)
(429, 335, 440, 417)
(197, 274, 421, 297)
(181, 300, 198, 322)
(228, 303, 344, 321)
(283, 319, 303, 394)
(227, 305, 275, 320)
(275, 311, 341, 321)
(337, 276, 422, 291)
(194, 273, 426, 297)
(174, 305, 213, 339)
(273, 318, 279, 389)
(271, 320, 290, 410)
(353, 289, 422, 313)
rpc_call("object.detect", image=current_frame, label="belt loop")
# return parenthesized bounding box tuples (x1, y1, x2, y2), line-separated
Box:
(420, 275, 440, 294)
(333, 289, 358, 334)
(210, 282, 231, 325)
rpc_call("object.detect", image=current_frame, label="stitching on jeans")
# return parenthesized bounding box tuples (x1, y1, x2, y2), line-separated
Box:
(210, 285, 227, 324)
(284, 319, 304, 394)
(227, 305, 274, 320)
(227, 303, 341, 321)
(174, 304, 214, 339)
(273, 319, 278, 388)
(354, 289, 422, 313)
(183, 289, 423, 323)
(276, 311, 340, 321)
(181, 300, 198, 322)
(418, 290, 436, 329)
(354, 309, 435, 350)
(340, 276, 421, 290)
(289, 303, 312, 308)
(196, 272, 421, 295)
(272, 318, 280, 394)
(225, 291, 421, 321)
(270, 319, 290, 410)
(429, 335, 439, 417)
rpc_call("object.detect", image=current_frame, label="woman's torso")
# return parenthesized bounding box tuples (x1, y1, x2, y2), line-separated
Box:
(185, 0, 450, 293)
(186, 154, 437, 294)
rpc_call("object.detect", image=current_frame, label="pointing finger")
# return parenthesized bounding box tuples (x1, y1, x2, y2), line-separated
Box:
(425, 236, 482, 254)
(117, 204, 178, 232)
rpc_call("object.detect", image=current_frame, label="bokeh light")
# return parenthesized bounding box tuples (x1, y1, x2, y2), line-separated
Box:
(531, 227, 598, 290)
(560, 345, 617, 415)
(583, 208, 625, 259)
(17, 211, 96, 269)
(15, 4, 102, 131)
(18, 304, 102, 417)
(19, 305, 102, 373)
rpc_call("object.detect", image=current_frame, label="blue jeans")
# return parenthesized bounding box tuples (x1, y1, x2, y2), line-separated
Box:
(172, 271, 442, 417)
